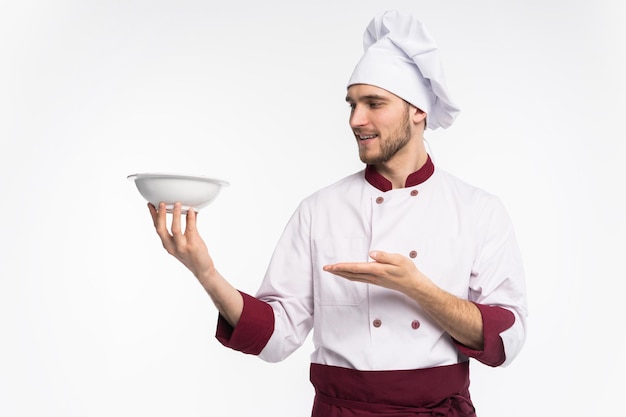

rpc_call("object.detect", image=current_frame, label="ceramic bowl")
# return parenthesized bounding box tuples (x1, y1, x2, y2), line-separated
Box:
(128, 173, 229, 213)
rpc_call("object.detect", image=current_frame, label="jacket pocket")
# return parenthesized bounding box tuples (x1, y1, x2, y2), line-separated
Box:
(312, 237, 369, 306)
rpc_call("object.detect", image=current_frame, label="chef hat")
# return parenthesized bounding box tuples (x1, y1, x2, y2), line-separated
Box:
(347, 10, 460, 130)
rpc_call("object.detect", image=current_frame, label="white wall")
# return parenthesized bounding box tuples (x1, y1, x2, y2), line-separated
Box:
(1, 0, 624, 415)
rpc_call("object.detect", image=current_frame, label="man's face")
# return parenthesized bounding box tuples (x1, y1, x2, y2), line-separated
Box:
(345, 84, 418, 165)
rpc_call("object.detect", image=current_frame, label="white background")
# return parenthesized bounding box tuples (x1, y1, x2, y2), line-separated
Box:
(1, 0, 624, 416)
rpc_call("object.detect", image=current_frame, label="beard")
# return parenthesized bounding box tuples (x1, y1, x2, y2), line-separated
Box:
(358, 107, 412, 165)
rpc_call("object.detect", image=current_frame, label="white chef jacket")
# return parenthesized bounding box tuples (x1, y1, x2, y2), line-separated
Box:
(218, 159, 527, 371)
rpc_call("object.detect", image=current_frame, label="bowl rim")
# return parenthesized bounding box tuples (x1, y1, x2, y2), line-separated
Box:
(127, 173, 229, 186)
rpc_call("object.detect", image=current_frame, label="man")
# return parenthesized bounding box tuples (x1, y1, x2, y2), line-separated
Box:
(149, 10, 527, 416)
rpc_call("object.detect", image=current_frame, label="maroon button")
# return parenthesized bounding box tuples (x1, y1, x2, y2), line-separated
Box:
(411, 320, 421, 329)
(410, 190, 419, 196)
(375, 197, 384, 204)
(409, 250, 418, 258)
(373, 319, 382, 328)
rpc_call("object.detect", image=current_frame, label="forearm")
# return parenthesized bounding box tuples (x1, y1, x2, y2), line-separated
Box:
(196, 268, 244, 328)
(406, 280, 483, 350)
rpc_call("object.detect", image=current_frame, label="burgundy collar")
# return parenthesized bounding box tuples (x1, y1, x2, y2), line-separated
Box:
(364, 155, 435, 192)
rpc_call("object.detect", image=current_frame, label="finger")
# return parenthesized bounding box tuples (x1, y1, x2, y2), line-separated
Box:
(153, 202, 176, 252)
(327, 270, 380, 285)
(185, 207, 198, 235)
(172, 203, 185, 247)
(148, 203, 158, 227)
(324, 262, 380, 275)
(368, 250, 385, 262)
(171, 202, 181, 234)
(154, 202, 170, 237)
(369, 250, 403, 266)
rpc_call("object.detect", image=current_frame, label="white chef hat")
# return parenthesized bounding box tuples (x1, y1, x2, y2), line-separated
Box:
(347, 10, 460, 130)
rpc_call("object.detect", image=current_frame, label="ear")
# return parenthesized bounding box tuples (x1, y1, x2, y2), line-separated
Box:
(411, 106, 427, 125)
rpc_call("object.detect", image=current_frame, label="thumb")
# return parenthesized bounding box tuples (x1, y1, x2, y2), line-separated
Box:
(368, 250, 387, 262)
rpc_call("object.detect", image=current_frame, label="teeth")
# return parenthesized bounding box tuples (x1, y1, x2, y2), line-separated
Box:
(358, 134, 377, 140)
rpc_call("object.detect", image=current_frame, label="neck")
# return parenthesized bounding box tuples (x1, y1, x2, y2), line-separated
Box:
(375, 140, 428, 189)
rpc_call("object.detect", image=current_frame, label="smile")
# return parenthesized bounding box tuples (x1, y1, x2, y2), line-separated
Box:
(357, 134, 378, 141)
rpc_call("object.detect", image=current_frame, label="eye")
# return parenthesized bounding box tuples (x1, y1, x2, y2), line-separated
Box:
(368, 101, 382, 109)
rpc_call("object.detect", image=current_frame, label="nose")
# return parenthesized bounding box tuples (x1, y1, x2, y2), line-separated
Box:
(349, 105, 368, 128)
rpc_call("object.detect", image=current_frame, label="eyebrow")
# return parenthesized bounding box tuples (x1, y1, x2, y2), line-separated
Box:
(345, 94, 389, 103)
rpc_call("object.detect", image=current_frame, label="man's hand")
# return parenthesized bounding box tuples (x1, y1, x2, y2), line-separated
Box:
(324, 250, 484, 350)
(323, 250, 427, 295)
(147, 201, 244, 326)
(148, 202, 215, 281)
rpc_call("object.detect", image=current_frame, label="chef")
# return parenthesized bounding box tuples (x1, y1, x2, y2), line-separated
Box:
(149, 9, 528, 417)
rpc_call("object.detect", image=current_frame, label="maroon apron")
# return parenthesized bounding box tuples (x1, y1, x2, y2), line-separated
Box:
(310, 362, 476, 417)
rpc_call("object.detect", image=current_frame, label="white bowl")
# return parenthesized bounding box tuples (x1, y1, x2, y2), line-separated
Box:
(128, 173, 229, 213)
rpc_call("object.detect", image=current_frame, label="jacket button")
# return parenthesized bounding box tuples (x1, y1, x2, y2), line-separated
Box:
(373, 319, 382, 328)
(409, 250, 418, 258)
(376, 197, 384, 204)
(411, 320, 421, 329)
(410, 189, 419, 196)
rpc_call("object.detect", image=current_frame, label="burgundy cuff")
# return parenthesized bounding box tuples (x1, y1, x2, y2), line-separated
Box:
(215, 291, 275, 355)
(455, 303, 515, 367)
